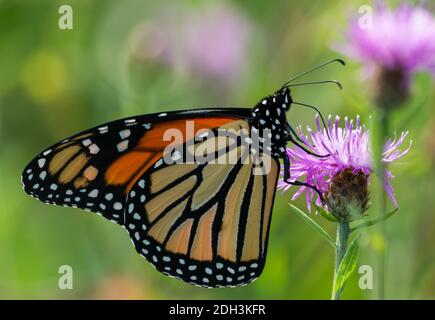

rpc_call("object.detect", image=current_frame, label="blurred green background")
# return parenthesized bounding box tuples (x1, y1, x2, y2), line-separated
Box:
(0, 0, 434, 299)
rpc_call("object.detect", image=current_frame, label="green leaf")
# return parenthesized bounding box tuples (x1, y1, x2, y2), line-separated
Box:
(312, 202, 338, 222)
(332, 236, 360, 299)
(289, 204, 336, 249)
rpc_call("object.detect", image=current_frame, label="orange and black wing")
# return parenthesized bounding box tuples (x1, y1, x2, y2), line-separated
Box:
(124, 119, 279, 287)
(21, 109, 250, 225)
(22, 111, 279, 288)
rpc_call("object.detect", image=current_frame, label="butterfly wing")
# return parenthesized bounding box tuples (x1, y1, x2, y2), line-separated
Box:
(124, 119, 279, 287)
(21, 108, 250, 225)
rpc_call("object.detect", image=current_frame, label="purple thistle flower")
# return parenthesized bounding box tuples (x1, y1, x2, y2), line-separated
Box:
(340, 4, 435, 76)
(337, 4, 435, 107)
(278, 115, 411, 217)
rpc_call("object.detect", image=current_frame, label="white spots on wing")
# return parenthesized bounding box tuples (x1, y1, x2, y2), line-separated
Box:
(113, 202, 123, 210)
(89, 144, 100, 154)
(158, 113, 167, 117)
(143, 123, 151, 129)
(171, 150, 181, 162)
(134, 232, 140, 241)
(198, 131, 209, 139)
(154, 159, 163, 168)
(50, 183, 58, 191)
(216, 263, 223, 269)
(138, 179, 145, 189)
(28, 174, 33, 181)
(125, 119, 136, 124)
(38, 158, 46, 168)
(39, 171, 47, 180)
(133, 213, 141, 220)
(277, 108, 281, 116)
(128, 203, 134, 213)
(42, 149, 52, 156)
(216, 275, 223, 281)
(99, 203, 106, 210)
(205, 268, 212, 275)
(163, 256, 171, 262)
(117, 140, 129, 152)
(261, 99, 267, 105)
(130, 190, 136, 198)
(74, 196, 80, 202)
(176, 269, 183, 275)
(119, 129, 131, 139)
(250, 263, 258, 268)
(238, 266, 247, 272)
(82, 139, 92, 147)
(98, 126, 108, 134)
(128, 223, 135, 230)
(66, 189, 73, 195)
(188, 265, 197, 271)
(265, 109, 270, 116)
(88, 189, 99, 198)
(105, 193, 113, 201)
(140, 194, 146, 203)
(143, 239, 150, 245)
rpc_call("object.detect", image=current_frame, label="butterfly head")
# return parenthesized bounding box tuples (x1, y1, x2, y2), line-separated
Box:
(250, 87, 294, 157)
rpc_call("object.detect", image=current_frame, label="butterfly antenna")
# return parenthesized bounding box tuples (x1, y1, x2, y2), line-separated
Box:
(287, 80, 343, 90)
(281, 58, 345, 88)
(292, 101, 331, 140)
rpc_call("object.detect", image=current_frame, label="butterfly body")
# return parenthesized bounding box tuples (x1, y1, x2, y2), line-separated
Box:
(21, 87, 298, 288)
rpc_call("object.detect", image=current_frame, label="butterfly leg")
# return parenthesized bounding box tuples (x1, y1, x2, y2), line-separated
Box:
(282, 153, 325, 203)
(285, 123, 329, 158)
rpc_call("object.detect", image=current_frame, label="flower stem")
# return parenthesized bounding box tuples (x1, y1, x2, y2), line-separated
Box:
(331, 221, 350, 300)
(378, 110, 390, 300)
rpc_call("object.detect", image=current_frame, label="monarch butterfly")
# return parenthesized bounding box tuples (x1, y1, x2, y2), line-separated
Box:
(21, 59, 344, 288)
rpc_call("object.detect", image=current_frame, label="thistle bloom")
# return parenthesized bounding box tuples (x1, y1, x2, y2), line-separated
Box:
(278, 115, 411, 220)
(337, 4, 435, 107)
